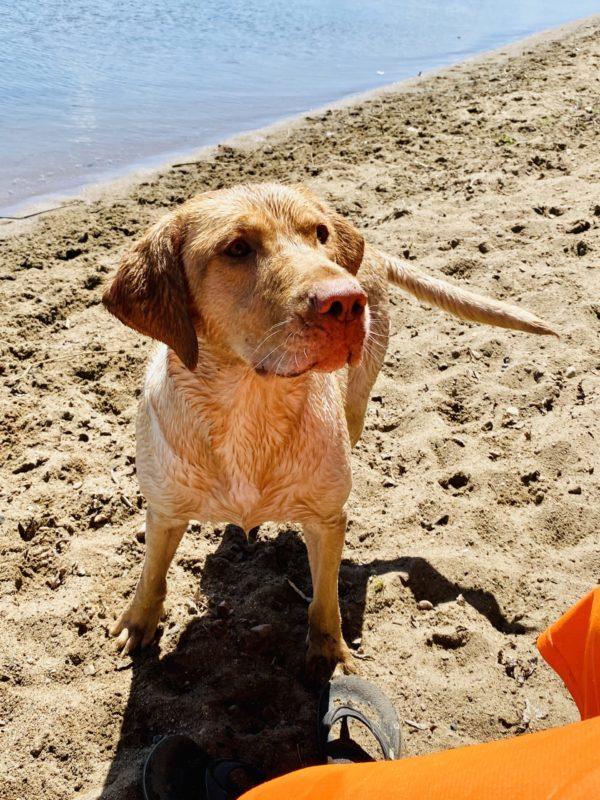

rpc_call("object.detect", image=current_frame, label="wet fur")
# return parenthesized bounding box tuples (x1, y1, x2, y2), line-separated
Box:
(102, 182, 555, 677)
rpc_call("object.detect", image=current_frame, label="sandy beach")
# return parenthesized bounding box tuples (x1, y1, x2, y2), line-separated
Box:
(1, 16, 599, 800)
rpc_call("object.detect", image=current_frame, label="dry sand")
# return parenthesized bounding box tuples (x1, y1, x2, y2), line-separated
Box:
(1, 16, 599, 800)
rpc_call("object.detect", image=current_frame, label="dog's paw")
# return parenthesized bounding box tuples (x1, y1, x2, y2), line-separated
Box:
(110, 601, 163, 655)
(306, 635, 357, 686)
(333, 649, 359, 677)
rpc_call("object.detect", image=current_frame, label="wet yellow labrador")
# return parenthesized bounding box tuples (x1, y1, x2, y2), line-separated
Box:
(103, 182, 555, 678)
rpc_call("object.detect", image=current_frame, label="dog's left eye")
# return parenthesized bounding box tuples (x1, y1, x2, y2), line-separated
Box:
(316, 224, 329, 244)
(225, 238, 253, 258)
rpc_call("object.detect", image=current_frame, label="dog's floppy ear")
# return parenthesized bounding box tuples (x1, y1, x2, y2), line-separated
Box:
(291, 184, 365, 274)
(102, 212, 198, 370)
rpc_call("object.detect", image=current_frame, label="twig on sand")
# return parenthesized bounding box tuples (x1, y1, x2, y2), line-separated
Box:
(287, 578, 311, 604)
(120, 494, 134, 510)
(352, 652, 374, 661)
(0, 199, 83, 221)
(405, 719, 429, 731)
(11, 364, 33, 387)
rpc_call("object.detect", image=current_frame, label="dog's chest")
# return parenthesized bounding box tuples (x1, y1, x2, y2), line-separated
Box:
(204, 418, 310, 530)
(209, 470, 282, 531)
(139, 362, 351, 529)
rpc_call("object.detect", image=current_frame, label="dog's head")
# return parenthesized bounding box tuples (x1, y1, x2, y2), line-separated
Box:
(102, 183, 369, 376)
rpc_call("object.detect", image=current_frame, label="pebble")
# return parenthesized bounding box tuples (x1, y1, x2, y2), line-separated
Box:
(568, 485, 582, 495)
(565, 366, 577, 378)
(250, 623, 273, 638)
(84, 663, 96, 676)
(417, 600, 433, 611)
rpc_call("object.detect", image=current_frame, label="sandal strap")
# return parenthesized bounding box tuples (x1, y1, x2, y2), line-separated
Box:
(322, 705, 391, 760)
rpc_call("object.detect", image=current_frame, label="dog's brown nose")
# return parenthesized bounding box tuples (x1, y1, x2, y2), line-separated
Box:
(313, 282, 367, 322)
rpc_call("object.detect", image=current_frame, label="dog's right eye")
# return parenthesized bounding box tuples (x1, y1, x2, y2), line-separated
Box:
(225, 238, 253, 258)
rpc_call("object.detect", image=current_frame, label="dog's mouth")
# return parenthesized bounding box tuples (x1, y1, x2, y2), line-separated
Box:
(254, 360, 317, 379)
(251, 314, 368, 378)
(254, 350, 360, 379)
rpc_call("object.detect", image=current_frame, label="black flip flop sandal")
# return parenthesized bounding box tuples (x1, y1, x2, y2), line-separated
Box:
(205, 758, 265, 799)
(143, 734, 265, 800)
(318, 676, 401, 763)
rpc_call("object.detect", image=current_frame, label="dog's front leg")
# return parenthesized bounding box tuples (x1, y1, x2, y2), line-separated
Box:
(303, 511, 355, 682)
(111, 508, 187, 655)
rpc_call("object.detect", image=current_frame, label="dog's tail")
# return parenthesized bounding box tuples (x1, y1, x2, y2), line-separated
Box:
(380, 251, 557, 337)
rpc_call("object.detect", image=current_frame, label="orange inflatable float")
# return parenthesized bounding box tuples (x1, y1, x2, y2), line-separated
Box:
(242, 588, 600, 800)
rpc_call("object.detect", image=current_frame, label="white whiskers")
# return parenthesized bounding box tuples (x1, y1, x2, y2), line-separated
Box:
(250, 318, 291, 357)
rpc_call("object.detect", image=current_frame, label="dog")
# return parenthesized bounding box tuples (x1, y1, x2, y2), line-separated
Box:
(102, 182, 555, 677)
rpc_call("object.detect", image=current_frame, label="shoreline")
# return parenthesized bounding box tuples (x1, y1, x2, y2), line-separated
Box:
(2, 13, 598, 232)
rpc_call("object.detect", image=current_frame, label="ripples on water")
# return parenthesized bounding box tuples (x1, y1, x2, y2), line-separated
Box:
(0, 0, 597, 211)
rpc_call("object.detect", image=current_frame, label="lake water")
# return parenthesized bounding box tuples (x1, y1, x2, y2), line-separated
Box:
(1, 1, 598, 214)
